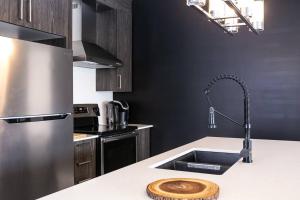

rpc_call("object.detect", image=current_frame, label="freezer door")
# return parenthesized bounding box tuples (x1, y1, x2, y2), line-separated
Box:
(0, 36, 72, 117)
(0, 116, 74, 200)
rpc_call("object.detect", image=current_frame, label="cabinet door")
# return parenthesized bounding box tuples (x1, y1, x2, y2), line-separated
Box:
(0, 0, 10, 22)
(137, 128, 151, 161)
(7, 0, 25, 26)
(74, 139, 96, 184)
(96, 69, 118, 91)
(1, 0, 71, 48)
(96, 0, 132, 92)
(96, 7, 119, 91)
(115, 9, 132, 92)
(27, 0, 70, 36)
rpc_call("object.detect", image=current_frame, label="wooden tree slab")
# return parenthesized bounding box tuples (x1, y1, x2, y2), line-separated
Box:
(146, 178, 219, 200)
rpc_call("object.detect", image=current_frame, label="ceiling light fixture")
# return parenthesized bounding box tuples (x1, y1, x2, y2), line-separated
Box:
(186, 0, 264, 35)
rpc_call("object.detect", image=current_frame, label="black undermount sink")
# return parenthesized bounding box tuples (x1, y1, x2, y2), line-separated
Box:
(156, 150, 241, 175)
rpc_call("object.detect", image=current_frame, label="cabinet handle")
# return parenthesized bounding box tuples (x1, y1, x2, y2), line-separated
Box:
(118, 74, 122, 89)
(19, 0, 24, 20)
(76, 160, 92, 166)
(28, 0, 32, 22)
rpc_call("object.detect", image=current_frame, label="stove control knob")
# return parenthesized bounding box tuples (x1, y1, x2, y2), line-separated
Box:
(93, 107, 100, 116)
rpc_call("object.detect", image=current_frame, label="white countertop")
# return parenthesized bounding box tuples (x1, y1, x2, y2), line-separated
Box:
(73, 133, 99, 142)
(73, 124, 153, 142)
(39, 137, 300, 200)
(129, 124, 154, 130)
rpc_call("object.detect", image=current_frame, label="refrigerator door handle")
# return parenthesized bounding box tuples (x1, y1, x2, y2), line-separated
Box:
(0, 113, 71, 124)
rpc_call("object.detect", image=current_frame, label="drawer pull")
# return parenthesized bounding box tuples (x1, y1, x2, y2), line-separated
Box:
(76, 160, 92, 166)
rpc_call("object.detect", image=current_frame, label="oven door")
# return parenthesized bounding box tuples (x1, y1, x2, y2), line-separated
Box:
(100, 132, 138, 175)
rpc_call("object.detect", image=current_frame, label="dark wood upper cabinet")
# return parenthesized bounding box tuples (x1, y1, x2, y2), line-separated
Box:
(26, 0, 72, 48)
(28, 0, 71, 36)
(6, 0, 26, 26)
(0, 0, 72, 48)
(96, 0, 132, 92)
(115, 9, 132, 92)
(96, 0, 131, 11)
(0, 0, 10, 22)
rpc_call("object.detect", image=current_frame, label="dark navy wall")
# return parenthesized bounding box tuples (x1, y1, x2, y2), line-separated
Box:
(115, 0, 300, 155)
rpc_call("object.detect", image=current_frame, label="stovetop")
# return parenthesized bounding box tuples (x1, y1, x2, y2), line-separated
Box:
(74, 124, 137, 137)
(73, 104, 136, 137)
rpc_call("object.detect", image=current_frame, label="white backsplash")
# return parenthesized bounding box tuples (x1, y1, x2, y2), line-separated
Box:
(73, 67, 113, 125)
(72, 0, 112, 125)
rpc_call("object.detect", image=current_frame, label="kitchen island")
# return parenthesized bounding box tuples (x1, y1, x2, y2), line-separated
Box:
(39, 137, 300, 200)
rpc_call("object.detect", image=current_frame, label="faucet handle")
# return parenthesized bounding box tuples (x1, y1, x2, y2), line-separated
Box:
(240, 148, 250, 158)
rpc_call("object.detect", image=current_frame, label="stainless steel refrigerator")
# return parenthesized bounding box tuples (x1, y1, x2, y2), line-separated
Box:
(0, 36, 73, 200)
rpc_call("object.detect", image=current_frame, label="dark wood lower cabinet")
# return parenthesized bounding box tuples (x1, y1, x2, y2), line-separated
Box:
(137, 128, 151, 161)
(74, 139, 96, 184)
(74, 128, 150, 184)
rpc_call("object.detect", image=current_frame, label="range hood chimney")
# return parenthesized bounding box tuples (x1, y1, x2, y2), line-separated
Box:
(72, 0, 122, 69)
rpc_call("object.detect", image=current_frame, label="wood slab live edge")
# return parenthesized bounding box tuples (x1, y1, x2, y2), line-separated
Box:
(147, 178, 219, 200)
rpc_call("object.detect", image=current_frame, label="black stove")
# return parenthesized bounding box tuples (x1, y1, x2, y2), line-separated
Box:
(73, 104, 137, 137)
(74, 104, 138, 176)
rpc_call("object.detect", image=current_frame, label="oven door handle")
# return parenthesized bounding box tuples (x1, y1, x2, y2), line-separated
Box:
(101, 132, 138, 143)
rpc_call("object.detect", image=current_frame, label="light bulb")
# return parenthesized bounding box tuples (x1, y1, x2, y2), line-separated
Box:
(224, 1, 238, 33)
(237, 0, 253, 17)
(251, 0, 264, 31)
(209, 0, 226, 18)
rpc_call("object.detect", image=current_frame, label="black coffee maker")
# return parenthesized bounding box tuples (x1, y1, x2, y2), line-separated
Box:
(106, 100, 129, 126)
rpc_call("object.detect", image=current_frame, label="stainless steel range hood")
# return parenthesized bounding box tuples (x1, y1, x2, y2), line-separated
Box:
(72, 0, 122, 69)
(73, 41, 122, 68)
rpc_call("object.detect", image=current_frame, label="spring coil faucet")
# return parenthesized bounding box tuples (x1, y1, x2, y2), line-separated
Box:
(204, 74, 252, 163)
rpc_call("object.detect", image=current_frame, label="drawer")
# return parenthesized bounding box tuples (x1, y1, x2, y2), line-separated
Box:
(74, 139, 96, 184)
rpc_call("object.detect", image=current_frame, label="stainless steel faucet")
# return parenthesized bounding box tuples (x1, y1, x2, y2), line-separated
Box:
(204, 74, 253, 163)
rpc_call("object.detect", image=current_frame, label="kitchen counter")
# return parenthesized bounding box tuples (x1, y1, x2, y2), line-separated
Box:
(39, 137, 300, 200)
(129, 124, 153, 130)
(73, 133, 98, 142)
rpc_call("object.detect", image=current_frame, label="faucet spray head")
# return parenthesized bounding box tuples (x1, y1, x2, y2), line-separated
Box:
(208, 107, 217, 129)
